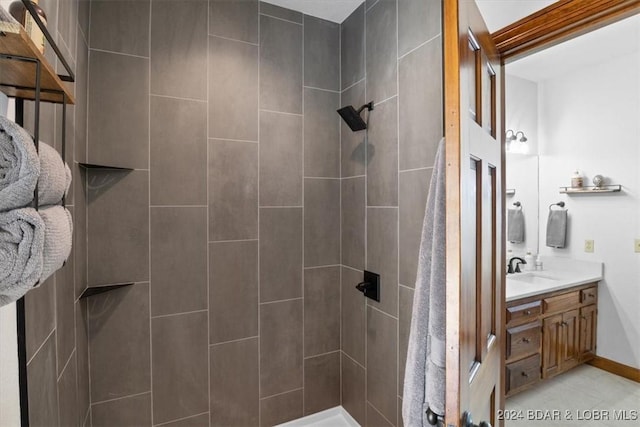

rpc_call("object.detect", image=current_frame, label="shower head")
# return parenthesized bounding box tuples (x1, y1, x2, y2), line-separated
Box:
(337, 101, 374, 131)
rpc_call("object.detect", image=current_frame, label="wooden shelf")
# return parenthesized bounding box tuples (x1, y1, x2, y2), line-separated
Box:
(559, 185, 622, 194)
(0, 21, 75, 104)
(79, 283, 134, 299)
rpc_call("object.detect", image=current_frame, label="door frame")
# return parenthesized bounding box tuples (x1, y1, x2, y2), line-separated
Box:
(442, 1, 640, 425)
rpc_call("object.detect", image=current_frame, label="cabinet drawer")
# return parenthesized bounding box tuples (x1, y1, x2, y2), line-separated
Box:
(507, 301, 541, 326)
(543, 291, 580, 314)
(507, 321, 541, 360)
(506, 354, 541, 394)
(581, 287, 597, 305)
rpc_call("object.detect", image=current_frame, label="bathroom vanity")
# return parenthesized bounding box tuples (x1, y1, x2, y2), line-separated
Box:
(504, 258, 603, 396)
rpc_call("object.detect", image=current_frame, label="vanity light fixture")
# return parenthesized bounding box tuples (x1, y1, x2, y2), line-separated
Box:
(515, 131, 527, 142)
(506, 129, 516, 141)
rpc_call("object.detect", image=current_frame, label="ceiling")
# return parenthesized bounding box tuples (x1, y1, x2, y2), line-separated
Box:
(262, 0, 363, 23)
(475, 0, 556, 33)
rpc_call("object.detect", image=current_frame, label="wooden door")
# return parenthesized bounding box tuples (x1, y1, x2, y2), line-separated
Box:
(579, 305, 597, 360)
(542, 314, 562, 378)
(561, 309, 580, 370)
(444, 0, 504, 426)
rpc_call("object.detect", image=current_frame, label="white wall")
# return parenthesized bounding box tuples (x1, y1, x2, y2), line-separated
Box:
(538, 51, 640, 369)
(505, 75, 539, 255)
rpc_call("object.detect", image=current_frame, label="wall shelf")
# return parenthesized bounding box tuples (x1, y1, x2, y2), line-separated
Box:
(79, 283, 134, 299)
(559, 185, 621, 194)
(0, 23, 75, 104)
(78, 162, 133, 171)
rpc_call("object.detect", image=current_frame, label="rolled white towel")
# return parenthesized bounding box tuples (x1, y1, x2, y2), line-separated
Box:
(39, 206, 73, 283)
(37, 142, 72, 206)
(0, 116, 40, 212)
(0, 208, 45, 307)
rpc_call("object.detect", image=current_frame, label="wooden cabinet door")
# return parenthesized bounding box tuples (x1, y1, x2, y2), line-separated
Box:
(561, 309, 580, 370)
(542, 314, 562, 378)
(579, 305, 597, 360)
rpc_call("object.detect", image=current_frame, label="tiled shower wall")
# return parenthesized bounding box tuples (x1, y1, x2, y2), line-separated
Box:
(84, 1, 341, 426)
(20, 0, 92, 425)
(339, 1, 443, 426)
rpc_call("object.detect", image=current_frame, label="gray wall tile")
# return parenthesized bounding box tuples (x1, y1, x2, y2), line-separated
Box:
(399, 169, 430, 287)
(366, 0, 398, 104)
(304, 16, 340, 91)
(210, 241, 259, 344)
(259, 208, 302, 302)
(260, 15, 302, 114)
(367, 402, 394, 426)
(341, 4, 365, 90)
(367, 306, 398, 424)
(91, 393, 152, 427)
(342, 177, 365, 270)
(304, 352, 340, 415)
(341, 352, 365, 425)
(260, 299, 303, 397)
(87, 170, 149, 286)
(260, 1, 303, 23)
(210, 0, 259, 43)
(89, 0, 150, 56)
(209, 36, 259, 141)
(163, 413, 211, 427)
(341, 267, 365, 365)
(57, 353, 77, 427)
(304, 267, 340, 356)
(74, 166, 87, 297)
(58, 0, 78, 61)
(210, 338, 259, 427)
(150, 207, 208, 316)
(398, 285, 414, 396)
(152, 312, 209, 424)
(88, 51, 149, 169)
(260, 111, 302, 206)
(260, 389, 303, 427)
(151, 0, 208, 100)
(88, 283, 150, 402)
(398, 0, 441, 57)
(367, 207, 398, 317)
(75, 300, 90, 426)
(25, 277, 55, 360)
(340, 80, 367, 178)
(304, 88, 340, 178)
(150, 96, 207, 206)
(367, 97, 398, 207)
(74, 37, 88, 164)
(55, 237, 75, 376)
(399, 38, 442, 170)
(304, 179, 340, 267)
(78, 0, 89, 40)
(27, 333, 58, 426)
(209, 140, 258, 241)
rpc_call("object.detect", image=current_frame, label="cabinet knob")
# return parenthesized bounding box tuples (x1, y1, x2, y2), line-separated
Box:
(561, 321, 568, 326)
(521, 372, 529, 377)
(581, 316, 587, 320)
(522, 338, 530, 343)
(524, 310, 531, 315)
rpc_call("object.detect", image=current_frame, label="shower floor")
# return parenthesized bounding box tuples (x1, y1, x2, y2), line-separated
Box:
(277, 407, 360, 427)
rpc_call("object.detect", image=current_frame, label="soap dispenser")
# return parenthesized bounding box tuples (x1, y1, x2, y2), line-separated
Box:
(524, 249, 535, 271)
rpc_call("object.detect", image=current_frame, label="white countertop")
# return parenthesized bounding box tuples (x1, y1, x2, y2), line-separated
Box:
(506, 257, 603, 302)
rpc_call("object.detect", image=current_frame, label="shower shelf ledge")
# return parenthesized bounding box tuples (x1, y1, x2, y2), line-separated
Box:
(559, 185, 621, 194)
(79, 282, 134, 299)
(78, 162, 133, 171)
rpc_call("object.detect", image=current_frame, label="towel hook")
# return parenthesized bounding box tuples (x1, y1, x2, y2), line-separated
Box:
(513, 201, 521, 208)
(549, 201, 565, 210)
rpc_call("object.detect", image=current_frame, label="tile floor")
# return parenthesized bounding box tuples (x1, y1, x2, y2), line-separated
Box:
(505, 365, 640, 426)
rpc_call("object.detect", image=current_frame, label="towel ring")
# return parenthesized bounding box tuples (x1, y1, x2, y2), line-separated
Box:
(549, 201, 565, 210)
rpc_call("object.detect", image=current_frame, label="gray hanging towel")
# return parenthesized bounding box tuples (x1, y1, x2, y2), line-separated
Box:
(507, 207, 525, 243)
(546, 208, 567, 248)
(403, 138, 446, 427)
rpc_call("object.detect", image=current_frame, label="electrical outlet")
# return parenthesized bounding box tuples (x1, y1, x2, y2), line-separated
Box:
(584, 240, 595, 253)
(635, 239, 640, 253)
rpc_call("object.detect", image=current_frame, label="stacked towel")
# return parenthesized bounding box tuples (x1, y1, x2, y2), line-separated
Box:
(507, 208, 525, 243)
(37, 142, 72, 206)
(0, 116, 40, 212)
(39, 206, 73, 283)
(403, 138, 447, 426)
(546, 209, 567, 248)
(0, 208, 45, 307)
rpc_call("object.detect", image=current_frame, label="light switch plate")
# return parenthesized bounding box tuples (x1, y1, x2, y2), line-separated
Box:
(635, 239, 640, 253)
(584, 240, 594, 253)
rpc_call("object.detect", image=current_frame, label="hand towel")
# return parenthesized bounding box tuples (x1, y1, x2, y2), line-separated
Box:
(546, 208, 567, 248)
(507, 208, 525, 243)
(403, 138, 446, 426)
(37, 142, 72, 206)
(0, 208, 45, 307)
(39, 206, 73, 283)
(0, 116, 40, 212)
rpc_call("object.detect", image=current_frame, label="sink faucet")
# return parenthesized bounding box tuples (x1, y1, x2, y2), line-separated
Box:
(508, 257, 526, 274)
